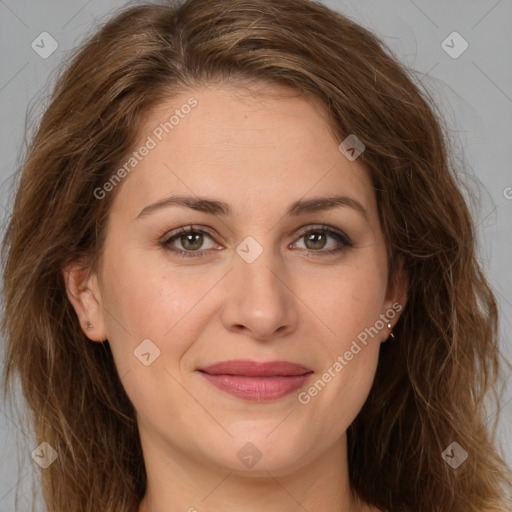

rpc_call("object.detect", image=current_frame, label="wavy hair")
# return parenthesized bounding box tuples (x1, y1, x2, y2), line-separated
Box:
(2, 0, 511, 511)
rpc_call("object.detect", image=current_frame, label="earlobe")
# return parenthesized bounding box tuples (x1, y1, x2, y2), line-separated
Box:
(62, 262, 108, 342)
(382, 256, 409, 340)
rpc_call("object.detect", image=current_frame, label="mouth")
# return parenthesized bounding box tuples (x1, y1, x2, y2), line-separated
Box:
(197, 360, 314, 402)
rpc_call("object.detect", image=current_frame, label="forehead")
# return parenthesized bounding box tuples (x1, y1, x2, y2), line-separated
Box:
(108, 82, 377, 224)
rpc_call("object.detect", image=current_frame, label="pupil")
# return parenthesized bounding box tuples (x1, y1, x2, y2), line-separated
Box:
(182, 233, 203, 250)
(306, 232, 326, 250)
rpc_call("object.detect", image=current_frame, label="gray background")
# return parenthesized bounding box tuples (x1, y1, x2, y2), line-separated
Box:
(1, 0, 511, 510)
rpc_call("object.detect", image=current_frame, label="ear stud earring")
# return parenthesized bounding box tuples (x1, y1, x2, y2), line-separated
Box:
(387, 322, 395, 340)
(85, 322, 93, 330)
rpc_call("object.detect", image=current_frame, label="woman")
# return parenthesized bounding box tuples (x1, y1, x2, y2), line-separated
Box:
(2, 0, 511, 511)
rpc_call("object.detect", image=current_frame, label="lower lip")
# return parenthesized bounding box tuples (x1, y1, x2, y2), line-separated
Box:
(200, 372, 313, 402)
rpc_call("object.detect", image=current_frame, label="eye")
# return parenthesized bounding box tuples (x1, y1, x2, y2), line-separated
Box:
(290, 225, 354, 256)
(160, 224, 354, 259)
(161, 226, 219, 258)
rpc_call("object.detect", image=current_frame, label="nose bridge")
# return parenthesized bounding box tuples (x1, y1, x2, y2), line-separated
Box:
(235, 235, 286, 310)
(220, 234, 298, 339)
(237, 237, 281, 295)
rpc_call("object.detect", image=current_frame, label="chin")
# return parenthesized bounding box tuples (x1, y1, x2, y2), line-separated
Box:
(196, 424, 319, 476)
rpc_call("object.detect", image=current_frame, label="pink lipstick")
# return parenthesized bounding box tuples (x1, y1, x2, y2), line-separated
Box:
(197, 360, 313, 402)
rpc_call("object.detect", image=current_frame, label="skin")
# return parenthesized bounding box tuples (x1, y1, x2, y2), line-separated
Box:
(64, 82, 407, 512)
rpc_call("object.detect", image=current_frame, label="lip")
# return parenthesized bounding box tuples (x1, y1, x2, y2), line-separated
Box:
(199, 360, 312, 377)
(197, 360, 313, 402)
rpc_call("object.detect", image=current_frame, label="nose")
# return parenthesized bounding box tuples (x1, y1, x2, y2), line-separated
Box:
(220, 246, 299, 341)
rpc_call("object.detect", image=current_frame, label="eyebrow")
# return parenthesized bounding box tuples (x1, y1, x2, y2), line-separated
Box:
(134, 194, 368, 221)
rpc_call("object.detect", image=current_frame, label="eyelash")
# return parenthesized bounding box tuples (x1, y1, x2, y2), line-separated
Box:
(159, 224, 354, 259)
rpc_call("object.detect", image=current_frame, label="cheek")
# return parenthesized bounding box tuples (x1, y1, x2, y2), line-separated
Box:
(98, 255, 209, 419)
(99, 250, 218, 365)
(313, 349, 379, 440)
(301, 276, 384, 432)
(299, 258, 386, 416)
(310, 263, 388, 350)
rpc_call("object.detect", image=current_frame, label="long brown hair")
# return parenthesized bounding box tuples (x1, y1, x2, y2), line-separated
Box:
(2, 0, 511, 510)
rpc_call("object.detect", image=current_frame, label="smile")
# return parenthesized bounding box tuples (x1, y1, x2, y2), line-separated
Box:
(197, 360, 314, 402)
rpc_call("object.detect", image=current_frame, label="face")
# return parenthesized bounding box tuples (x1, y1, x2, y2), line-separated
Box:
(65, 82, 406, 477)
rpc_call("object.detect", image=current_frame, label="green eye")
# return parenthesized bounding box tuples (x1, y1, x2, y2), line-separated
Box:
(161, 224, 354, 258)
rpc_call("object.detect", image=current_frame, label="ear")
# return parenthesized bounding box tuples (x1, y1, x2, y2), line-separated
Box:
(62, 260, 108, 342)
(381, 255, 408, 341)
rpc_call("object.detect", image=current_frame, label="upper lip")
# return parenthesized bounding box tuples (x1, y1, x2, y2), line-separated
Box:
(198, 360, 313, 377)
